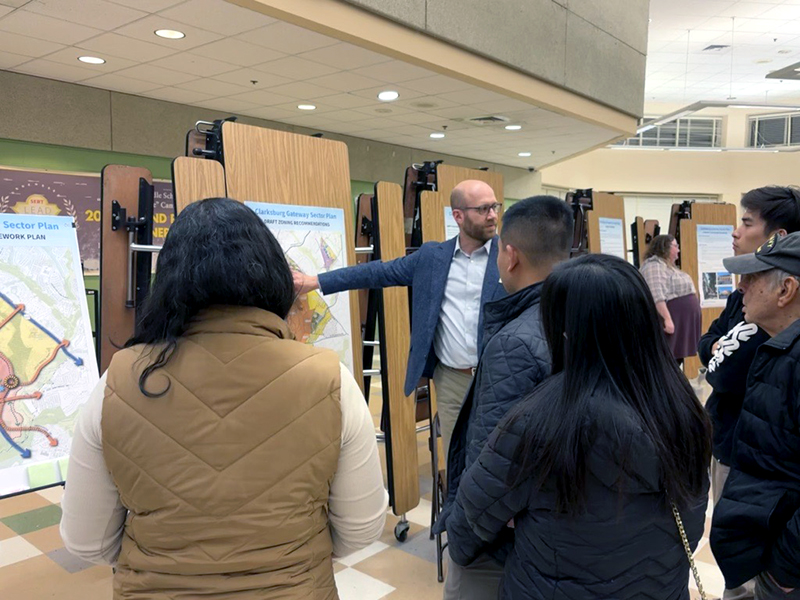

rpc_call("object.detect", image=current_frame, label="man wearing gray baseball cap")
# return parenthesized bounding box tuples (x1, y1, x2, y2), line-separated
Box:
(711, 232, 800, 599)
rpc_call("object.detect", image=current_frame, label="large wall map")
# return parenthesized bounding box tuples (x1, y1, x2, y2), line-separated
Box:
(0, 214, 99, 497)
(247, 202, 354, 371)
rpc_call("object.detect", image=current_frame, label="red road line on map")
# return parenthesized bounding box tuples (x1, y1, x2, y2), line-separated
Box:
(0, 303, 23, 330)
(23, 341, 66, 387)
(0, 392, 55, 445)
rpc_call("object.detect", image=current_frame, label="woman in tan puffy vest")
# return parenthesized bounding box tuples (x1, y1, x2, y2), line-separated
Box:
(60, 198, 387, 600)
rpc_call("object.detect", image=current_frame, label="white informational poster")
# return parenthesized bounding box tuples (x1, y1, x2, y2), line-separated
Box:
(0, 214, 99, 497)
(443, 206, 459, 240)
(598, 217, 626, 260)
(247, 202, 354, 371)
(697, 224, 735, 308)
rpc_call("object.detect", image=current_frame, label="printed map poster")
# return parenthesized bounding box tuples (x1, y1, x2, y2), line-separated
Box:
(698, 224, 735, 308)
(0, 214, 99, 497)
(246, 202, 354, 371)
(598, 217, 626, 260)
(0, 167, 174, 273)
(443, 207, 460, 240)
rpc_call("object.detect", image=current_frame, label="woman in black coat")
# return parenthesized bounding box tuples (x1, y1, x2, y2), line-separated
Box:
(446, 254, 712, 600)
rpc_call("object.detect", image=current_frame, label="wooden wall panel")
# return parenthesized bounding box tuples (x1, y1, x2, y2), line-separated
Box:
(172, 157, 226, 214)
(375, 181, 419, 515)
(420, 190, 447, 243)
(99, 165, 152, 373)
(221, 121, 363, 385)
(587, 192, 627, 255)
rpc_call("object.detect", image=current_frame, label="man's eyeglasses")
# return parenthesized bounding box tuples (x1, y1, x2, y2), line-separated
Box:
(458, 202, 501, 216)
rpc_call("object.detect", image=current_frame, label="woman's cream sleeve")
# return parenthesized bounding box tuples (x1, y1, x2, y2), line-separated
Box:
(328, 363, 388, 557)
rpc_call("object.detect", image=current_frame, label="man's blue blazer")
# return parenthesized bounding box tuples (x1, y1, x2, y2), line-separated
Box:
(318, 236, 506, 396)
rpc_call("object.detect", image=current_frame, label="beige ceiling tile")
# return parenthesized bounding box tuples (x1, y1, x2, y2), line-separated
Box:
(401, 74, 475, 95)
(350, 84, 425, 102)
(107, 0, 184, 11)
(252, 56, 338, 80)
(307, 92, 375, 109)
(0, 5, 11, 17)
(115, 63, 199, 85)
(0, 0, 30, 7)
(78, 32, 180, 62)
(115, 15, 223, 50)
(351, 104, 415, 118)
(193, 97, 261, 112)
(306, 72, 381, 92)
(299, 43, 392, 69)
(242, 105, 298, 121)
(211, 68, 291, 89)
(398, 94, 461, 111)
(385, 111, 447, 125)
(437, 87, 508, 105)
(344, 116, 396, 130)
(14, 58, 100, 82)
(0, 9, 103, 44)
(418, 105, 482, 119)
(41, 47, 137, 72)
(191, 38, 284, 67)
(350, 60, 433, 84)
(82, 73, 163, 94)
(267, 81, 338, 101)
(0, 31, 64, 57)
(147, 86, 216, 104)
(23, 0, 147, 29)
(468, 98, 538, 114)
(237, 21, 337, 54)
(177, 78, 251, 97)
(313, 109, 369, 123)
(151, 52, 238, 77)
(269, 101, 338, 115)
(158, 0, 276, 36)
(0, 51, 30, 69)
(227, 88, 293, 106)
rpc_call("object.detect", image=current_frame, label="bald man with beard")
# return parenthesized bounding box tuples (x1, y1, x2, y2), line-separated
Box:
(294, 180, 507, 456)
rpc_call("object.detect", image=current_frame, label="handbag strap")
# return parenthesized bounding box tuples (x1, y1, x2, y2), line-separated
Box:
(671, 501, 707, 600)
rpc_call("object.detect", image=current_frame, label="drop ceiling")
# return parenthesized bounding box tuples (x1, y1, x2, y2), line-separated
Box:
(0, 0, 623, 169)
(647, 0, 800, 106)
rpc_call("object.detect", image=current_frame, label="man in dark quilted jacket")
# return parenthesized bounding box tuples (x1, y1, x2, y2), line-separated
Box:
(434, 195, 573, 600)
(712, 232, 800, 599)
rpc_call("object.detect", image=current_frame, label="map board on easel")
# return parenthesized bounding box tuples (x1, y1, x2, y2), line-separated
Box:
(0, 214, 98, 498)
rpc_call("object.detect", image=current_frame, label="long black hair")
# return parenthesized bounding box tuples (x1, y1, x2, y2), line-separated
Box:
(510, 254, 711, 512)
(125, 198, 294, 396)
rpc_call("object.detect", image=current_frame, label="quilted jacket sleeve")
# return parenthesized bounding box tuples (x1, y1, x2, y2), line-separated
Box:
(467, 330, 548, 468)
(447, 412, 529, 567)
(318, 243, 422, 294)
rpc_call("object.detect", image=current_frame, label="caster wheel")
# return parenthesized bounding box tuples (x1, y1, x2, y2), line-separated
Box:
(394, 521, 410, 542)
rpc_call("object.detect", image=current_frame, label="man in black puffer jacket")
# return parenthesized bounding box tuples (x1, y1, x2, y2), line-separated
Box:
(434, 195, 573, 600)
(712, 233, 800, 598)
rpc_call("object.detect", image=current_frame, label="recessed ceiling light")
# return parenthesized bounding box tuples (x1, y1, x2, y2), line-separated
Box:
(505, 125, 522, 131)
(518, 152, 531, 157)
(78, 56, 105, 65)
(378, 90, 399, 102)
(430, 132, 445, 139)
(155, 29, 185, 39)
(297, 104, 316, 111)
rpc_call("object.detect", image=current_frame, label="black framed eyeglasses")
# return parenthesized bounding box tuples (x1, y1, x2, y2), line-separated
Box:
(459, 202, 501, 216)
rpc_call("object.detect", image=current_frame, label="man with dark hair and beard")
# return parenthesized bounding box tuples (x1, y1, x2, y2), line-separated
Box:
(293, 180, 506, 455)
